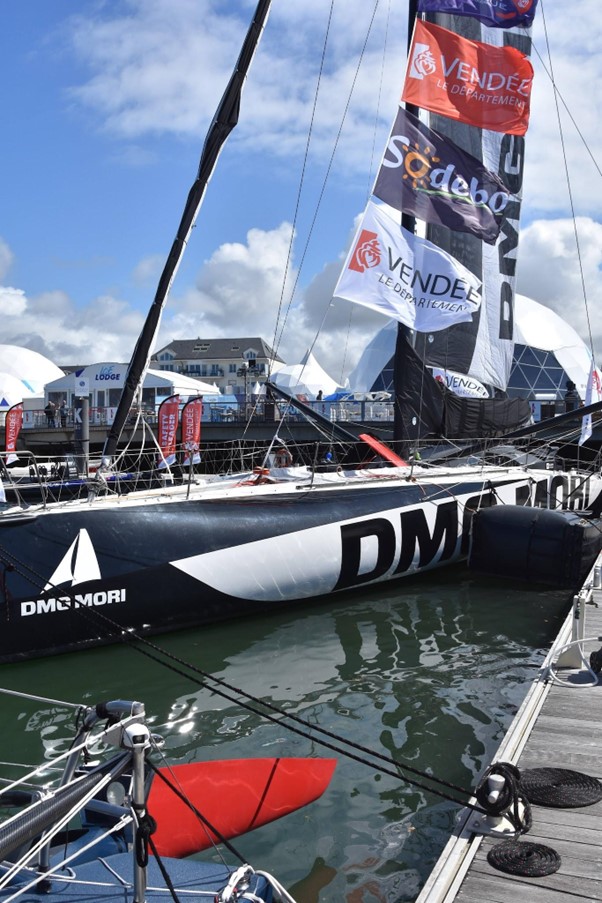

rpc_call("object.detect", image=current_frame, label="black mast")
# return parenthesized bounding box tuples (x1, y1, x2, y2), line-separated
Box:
(103, 0, 272, 461)
(393, 0, 419, 454)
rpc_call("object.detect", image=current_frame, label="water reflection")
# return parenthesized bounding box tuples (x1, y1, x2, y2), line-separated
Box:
(0, 567, 571, 901)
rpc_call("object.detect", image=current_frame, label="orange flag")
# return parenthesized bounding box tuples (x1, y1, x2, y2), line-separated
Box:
(402, 19, 533, 136)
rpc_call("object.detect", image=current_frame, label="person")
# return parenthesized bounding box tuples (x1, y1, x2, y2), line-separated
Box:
(316, 389, 323, 401)
(564, 380, 579, 413)
(44, 400, 56, 428)
(59, 399, 68, 427)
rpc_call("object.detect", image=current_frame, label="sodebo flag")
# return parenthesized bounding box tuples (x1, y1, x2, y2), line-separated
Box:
(333, 200, 481, 332)
(402, 19, 533, 136)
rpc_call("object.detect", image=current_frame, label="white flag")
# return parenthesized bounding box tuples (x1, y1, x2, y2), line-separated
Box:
(334, 200, 481, 332)
(579, 361, 602, 445)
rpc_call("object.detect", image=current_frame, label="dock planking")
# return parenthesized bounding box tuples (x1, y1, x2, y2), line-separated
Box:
(418, 561, 602, 902)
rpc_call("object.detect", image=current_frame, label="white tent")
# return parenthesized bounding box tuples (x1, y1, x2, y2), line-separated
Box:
(348, 296, 597, 400)
(512, 294, 596, 399)
(271, 350, 341, 400)
(0, 345, 64, 408)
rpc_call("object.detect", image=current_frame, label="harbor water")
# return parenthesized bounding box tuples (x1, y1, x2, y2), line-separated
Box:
(1, 565, 572, 901)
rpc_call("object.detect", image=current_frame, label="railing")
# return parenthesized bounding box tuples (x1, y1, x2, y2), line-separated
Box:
(19, 401, 396, 430)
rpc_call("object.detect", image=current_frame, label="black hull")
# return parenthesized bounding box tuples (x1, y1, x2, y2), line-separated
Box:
(0, 470, 599, 662)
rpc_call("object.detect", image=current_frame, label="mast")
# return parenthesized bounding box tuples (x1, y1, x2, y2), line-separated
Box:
(393, 0, 419, 453)
(103, 0, 272, 461)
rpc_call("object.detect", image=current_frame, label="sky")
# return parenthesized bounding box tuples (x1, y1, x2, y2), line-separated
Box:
(1, 0, 601, 387)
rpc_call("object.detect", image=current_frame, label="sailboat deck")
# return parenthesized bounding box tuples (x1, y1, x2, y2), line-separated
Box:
(417, 556, 602, 903)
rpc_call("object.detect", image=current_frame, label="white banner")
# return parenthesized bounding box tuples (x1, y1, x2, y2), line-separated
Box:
(430, 367, 490, 398)
(579, 361, 602, 446)
(334, 201, 481, 332)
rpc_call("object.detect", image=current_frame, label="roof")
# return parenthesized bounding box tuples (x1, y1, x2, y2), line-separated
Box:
(152, 337, 283, 363)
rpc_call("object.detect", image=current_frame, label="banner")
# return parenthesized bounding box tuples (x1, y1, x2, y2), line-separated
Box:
(374, 107, 511, 244)
(334, 200, 481, 332)
(5, 402, 23, 465)
(416, 0, 538, 29)
(430, 367, 489, 398)
(157, 394, 180, 469)
(579, 363, 602, 446)
(402, 19, 533, 136)
(181, 397, 203, 465)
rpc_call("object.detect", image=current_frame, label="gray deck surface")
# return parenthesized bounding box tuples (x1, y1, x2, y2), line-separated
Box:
(418, 572, 602, 903)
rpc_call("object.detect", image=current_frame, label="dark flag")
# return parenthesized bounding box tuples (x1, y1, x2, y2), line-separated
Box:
(374, 107, 511, 243)
(416, 0, 538, 28)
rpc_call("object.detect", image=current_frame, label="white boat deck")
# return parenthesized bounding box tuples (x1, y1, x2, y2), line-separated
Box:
(417, 553, 602, 903)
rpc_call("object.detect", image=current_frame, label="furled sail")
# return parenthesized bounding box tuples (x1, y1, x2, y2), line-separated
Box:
(336, 1, 536, 440)
(103, 0, 272, 461)
(412, 7, 534, 399)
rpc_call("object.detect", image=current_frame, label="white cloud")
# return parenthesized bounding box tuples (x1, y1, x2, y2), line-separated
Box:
(517, 216, 602, 351)
(0, 239, 13, 281)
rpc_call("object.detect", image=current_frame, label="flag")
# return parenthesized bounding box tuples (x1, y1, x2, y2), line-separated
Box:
(402, 19, 533, 136)
(430, 368, 489, 398)
(157, 395, 180, 468)
(181, 397, 203, 465)
(374, 107, 511, 244)
(416, 0, 538, 29)
(5, 402, 23, 465)
(579, 363, 602, 446)
(334, 200, 481, 332)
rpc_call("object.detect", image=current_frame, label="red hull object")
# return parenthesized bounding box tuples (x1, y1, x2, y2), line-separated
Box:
(359, 433, 408, 467)
(148, 757, 336, 857)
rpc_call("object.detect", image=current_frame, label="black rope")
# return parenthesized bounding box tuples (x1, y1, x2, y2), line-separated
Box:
(475, 762, 532, 834)
(520, 767, 602, 808)
(147, 761, 247, 863)
(133, 802, 156, 868)
(0, 543, 490, 813)
(487, 839, 561, 877)
(146, 832, 182, 903)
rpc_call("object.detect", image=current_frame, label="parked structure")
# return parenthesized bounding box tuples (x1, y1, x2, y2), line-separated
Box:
(152, 337, 283, 396)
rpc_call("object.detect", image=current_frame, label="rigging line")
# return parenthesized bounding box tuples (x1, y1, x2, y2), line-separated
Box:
(365, 0, 392, 205)
(120, 629, 487, 809)
(269, 0, 336, 369)
(0, 537, 484, 810)
(530, 46, 602, 182)
(0, 687, 81, 710)
(122, 636, 487, 814)
(0, 545, 484, 808)
(273, 0, 382, 359)
(539, 1, 594, 355)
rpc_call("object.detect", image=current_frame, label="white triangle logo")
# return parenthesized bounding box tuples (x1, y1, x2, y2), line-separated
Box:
(44, 529, 101, 591)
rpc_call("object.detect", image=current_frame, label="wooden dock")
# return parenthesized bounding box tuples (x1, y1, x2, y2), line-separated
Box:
(417, 554, 602, 903)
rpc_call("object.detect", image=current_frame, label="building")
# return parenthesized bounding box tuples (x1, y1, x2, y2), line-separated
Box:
(151, 337, 283, 396)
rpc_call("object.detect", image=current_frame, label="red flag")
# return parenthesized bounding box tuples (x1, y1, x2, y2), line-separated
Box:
(181, 397, 203, 465)
(402, 19, 533, 136)
(157, 395, 180, 469)
(5, 402, 23, 465)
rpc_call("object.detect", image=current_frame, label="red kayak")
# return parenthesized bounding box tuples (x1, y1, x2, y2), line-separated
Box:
(149, 757, 336, 857)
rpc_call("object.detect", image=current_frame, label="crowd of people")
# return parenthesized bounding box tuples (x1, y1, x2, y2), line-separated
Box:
(44, 399, 68, 428)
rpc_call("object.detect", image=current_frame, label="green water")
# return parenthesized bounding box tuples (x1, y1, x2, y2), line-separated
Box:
(0, 566, 571, 901)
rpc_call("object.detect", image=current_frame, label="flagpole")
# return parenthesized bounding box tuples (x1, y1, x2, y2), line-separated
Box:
(393, 0, 419, 455)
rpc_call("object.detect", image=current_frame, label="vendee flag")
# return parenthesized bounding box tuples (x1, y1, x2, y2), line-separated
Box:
(416, 0, 538, 29)
(334, 200, 481, 332)
(402, 19, 533, 136)
(181, 397, 203, 465)
(4, 402, 23, 466)
(374, 107, 510, 244)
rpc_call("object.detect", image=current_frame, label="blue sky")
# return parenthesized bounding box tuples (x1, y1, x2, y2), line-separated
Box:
(1, 0, 601, 383)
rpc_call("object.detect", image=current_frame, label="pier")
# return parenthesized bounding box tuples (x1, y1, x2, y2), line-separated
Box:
(418, 554, 602, 902)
